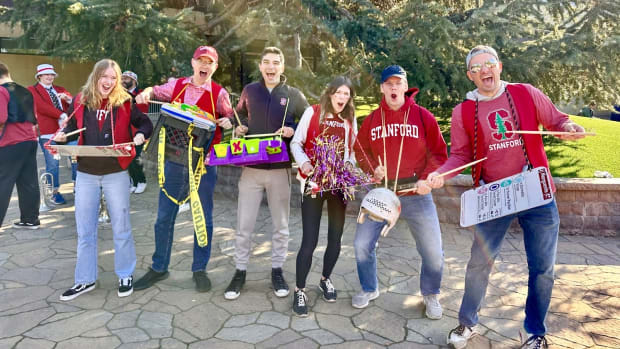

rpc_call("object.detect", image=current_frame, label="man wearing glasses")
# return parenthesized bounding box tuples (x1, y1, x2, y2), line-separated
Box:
(427, 45, 585, 349)
(134, 45, 234, 293)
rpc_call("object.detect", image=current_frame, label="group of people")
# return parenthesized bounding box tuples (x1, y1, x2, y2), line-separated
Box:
(0, 43, 587, 349)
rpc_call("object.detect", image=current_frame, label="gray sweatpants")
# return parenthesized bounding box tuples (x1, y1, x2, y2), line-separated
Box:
(234, 167, 291, 270)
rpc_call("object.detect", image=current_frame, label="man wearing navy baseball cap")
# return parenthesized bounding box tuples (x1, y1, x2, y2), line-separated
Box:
(351, 65, 448, 318)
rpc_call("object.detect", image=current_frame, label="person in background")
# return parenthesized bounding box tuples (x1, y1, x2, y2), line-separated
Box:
(121, 70, 148, 194)
(28, 63, 76, 204)
(0, 61, 40, 229)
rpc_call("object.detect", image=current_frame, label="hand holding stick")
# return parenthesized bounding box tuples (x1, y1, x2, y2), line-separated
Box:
(427, 157, 488, 189)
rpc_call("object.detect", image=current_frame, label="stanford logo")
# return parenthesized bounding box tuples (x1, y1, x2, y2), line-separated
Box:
(280, 98, 287, 106)
(486, 109, 514, 141)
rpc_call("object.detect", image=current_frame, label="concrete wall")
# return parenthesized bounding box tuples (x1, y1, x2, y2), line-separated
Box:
(213, 166, 620, 237)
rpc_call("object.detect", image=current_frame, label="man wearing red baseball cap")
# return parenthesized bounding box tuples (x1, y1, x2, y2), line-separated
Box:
(134, 45, 234, 293)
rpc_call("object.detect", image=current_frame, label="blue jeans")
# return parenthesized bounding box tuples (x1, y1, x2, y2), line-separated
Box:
(74, 170, 136, 283)
(354, 193, 444, 295)
(152, 161, 216, 272)
(39, 137, 78, 188)
(458, 199, 559, 336)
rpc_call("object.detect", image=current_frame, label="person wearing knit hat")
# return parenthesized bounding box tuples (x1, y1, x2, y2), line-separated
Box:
(121, 71, 139, 95)
(428, 44, 587, 349)
(28, 63, 76, 205)
(133, 45, 234, 293)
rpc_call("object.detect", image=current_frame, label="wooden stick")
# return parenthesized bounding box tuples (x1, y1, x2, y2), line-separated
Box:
(435, 157, 488, 179)
(377, 156, 387, 188)
(244, 132, 281, 138)
(64, 128, 86, 137)
(148, 100, 166, 105)
(510, 130, 596, 136)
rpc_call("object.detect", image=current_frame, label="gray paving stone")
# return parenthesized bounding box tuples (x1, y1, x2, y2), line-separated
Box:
(25, 309, 113, 342)
(14, 337, 55, 349)
(315, 313, 363, 341)
(323, 341, 386, 349)
(161, 338, 188, 349)
(112, 327, 151, 343)
(291, 313, 320, 331)
(256, 328, 302, 348)
(173, 327, 198, 343)
(188, 338, 254, 349)
(54, 336, 121, 349)
(302, 328, 344, 345)
(107, 309, 141, 330)
(257, 310, 290, 329)
(216, 324, 280, 344)
(353, 307, 406, 342)
(81, 327, 112, 337)
(224, 312, 260, 327)
(277, 337, 319, 349)
(116, 339, 161, 348)
(173, 303, 229, 339)
(137, 311, 173, 339)
(0, 286, 54, 312)
(0, 307, 55, 338)
(11, 248, 55, 267)
(0, 336, 21, 348)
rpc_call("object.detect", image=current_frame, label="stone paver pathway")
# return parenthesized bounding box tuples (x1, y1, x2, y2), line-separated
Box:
(1, 157, 619, 348)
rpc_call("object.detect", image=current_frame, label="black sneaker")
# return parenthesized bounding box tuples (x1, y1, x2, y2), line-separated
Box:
(118, 276, 133, 297)
(272, 267, 289, 297)
(319, 278, 337, 302)
(133, 268, 169, 291)
(224, 269, 246, 300)
(193, 271, 212, 293)
(12, 220, 40, 230)
(293, 289, 308, 317)
(60, 282, 96, 301)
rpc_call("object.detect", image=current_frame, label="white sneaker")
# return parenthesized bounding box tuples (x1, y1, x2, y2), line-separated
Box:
(178, 202, 190, 213)
(134, 182, 147, 194)
(423, 294, 443, 319)
(447, 324, 477, 349)
(130, 186, 136, 193)
(352, 289, 380, 309)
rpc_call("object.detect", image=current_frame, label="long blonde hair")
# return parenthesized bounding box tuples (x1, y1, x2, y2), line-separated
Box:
(80, 59, 131, 110)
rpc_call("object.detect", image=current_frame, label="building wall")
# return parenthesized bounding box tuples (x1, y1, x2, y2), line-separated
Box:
(0, 53, 94, 94)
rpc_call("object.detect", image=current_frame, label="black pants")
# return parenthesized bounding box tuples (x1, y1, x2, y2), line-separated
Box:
(128, 144, 146, 184)
(0, 140, 40, 226)
(295, 192, 346, 289)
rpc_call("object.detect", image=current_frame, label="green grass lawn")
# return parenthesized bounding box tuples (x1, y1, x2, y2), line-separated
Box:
(354, 101, 619, 179)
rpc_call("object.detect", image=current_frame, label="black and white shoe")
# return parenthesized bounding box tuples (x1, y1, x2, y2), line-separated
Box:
(60, 282, 96, 301)
(293, 289, 308, 317)
(319, 278, 337, 302)
(224, 269, 246, 300)
(118, 276, 133, 297)
(271, 267, 289, 297)
(12, 220, 41, 230)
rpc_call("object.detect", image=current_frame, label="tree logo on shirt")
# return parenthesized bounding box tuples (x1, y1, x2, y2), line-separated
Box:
(486, 109, 514, 141)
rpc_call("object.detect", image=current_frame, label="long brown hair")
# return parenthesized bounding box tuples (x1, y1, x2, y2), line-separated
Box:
(319, 76, 355, 123)
(80, 59, 131, 110)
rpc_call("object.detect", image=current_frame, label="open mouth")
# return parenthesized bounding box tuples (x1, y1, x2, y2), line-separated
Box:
(482, 76, 494, 85)
(390, 93, 397, 100)
(337, 102, 345, 109)
(200, 70, 208, 77)
(266, 72, 276, 79)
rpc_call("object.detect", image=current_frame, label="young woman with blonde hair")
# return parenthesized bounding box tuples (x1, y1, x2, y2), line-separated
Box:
(54, 59, 152, 301)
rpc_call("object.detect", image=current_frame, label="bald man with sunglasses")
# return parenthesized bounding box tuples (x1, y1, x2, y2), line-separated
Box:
(427, 45, 585, 349)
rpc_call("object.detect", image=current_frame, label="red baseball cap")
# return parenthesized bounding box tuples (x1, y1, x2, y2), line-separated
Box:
(193, 46, 218, 62)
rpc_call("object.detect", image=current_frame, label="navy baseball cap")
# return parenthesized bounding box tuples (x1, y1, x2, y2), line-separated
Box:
(381, 65, 407, 83)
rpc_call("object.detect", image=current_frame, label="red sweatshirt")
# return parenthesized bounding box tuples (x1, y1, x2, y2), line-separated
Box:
(437, 83, 574, 191)
(354, 88, 448, 194)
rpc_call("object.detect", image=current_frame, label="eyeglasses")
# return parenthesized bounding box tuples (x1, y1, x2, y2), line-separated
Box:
(469, 58, 499, 74)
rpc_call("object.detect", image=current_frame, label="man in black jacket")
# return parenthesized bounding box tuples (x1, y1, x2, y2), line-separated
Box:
(224, 47, 309, 300)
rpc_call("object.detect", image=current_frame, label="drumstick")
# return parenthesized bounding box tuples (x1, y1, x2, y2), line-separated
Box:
(148, 100, 166, 105)
(435, 157, 488, 179)
(510, 130, 596, 136)
(64, 128, 86, 137)
(244, 132, 282, 138)
(377, 157, 387, 188)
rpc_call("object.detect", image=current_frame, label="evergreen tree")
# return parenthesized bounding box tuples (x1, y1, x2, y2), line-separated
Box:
(495, 112, 507, 140)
